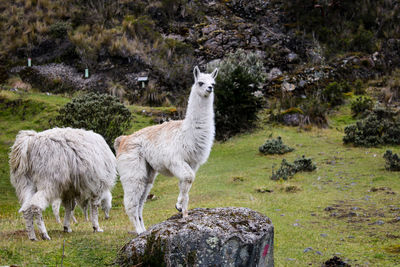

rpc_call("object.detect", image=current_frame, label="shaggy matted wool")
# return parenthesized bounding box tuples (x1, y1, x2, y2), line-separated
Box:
(9, 127, 117, 240)
(115, 66, 218, 234)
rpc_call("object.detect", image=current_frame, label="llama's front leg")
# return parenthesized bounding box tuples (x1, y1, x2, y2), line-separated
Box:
(71, 200, 78, 223)
(170, 163, 195, 218)
(52, 199, 62, 224)
(91, 200, 103, 232)
(63, 199, 74, 233)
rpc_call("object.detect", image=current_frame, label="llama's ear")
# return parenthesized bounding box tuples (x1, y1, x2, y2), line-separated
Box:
(193, 66, 200, 81)
(211, 68, 219, 79)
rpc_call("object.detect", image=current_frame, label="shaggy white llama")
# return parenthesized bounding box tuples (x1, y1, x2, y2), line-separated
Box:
(9, 128, 116, 240)
(52, 190, 112, 223)
(115, 66, 218, 234)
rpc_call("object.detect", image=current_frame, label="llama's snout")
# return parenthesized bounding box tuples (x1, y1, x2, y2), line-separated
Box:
(206, 86, 213, 93)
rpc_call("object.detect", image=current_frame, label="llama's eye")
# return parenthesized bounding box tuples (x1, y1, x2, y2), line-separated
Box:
(198, 82, 204, 87)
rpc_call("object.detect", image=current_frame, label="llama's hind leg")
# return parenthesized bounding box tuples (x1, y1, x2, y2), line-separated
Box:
(22, 190, 50, 241)
(122, 179, 147, 234)
(35, 208, 50, 240)
(138, 169, 157, 232)
(118, 151, 150, 234)
(170, 162, 195, 218)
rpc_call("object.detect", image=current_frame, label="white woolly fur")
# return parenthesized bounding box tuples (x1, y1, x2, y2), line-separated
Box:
(9, 127, 117, 240)
(115, 66, 218, 234)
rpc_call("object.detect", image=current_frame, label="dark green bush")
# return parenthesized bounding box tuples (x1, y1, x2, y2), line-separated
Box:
(383, 150, 400, 171)
(350, 96, 374, 118)
(259, 136, 294, 155)
(343, 107, 400, 147)
(271, 155, 316, 180)
(54, 93, 132, 150)
(214, 50, 265, 141)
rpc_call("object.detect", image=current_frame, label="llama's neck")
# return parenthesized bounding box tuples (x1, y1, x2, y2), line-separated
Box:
(182, 86, 215, 138)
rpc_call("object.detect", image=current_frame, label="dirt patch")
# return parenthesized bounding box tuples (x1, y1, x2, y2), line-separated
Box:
(323, 200, 390, 223)
(322, 256, 351, 266)
(385, 245, 400, 254)
(255, 187, 273, 193)
(0, 229, 27, 239)
(232, 176, 245, 182)
(370, 187, 396, 194)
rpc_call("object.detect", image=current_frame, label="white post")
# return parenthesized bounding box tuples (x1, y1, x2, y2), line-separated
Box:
(28, 58, 32, 67)
(85, 68, 89, 78)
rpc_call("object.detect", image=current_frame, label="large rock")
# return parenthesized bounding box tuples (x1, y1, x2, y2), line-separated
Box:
(117, 207, 274, 267)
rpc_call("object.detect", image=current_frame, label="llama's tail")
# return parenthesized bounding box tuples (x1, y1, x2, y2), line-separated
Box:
(9, 130, 37, 211)
(113, 135, 126, 155)
(9, 130, 37, 176)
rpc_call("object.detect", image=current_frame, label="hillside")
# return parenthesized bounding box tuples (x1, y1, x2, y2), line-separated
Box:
(1, 91, 400, 266)
(1, 0, 399, 103)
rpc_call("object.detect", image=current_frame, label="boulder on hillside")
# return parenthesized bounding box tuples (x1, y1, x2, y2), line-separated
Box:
(117, 207, 274, 267)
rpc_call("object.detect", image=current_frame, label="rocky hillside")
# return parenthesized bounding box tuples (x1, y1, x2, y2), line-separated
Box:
(0, 0, 399, 104)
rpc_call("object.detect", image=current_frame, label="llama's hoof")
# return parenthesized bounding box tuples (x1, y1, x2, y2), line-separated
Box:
(29, 237, 38, 241)
(128, 230, 138, 235)
(63, 226, 72, 233)
(175, 204, 182, 212)
(93, 227, 104, 233)
(41, 233, 51, 240)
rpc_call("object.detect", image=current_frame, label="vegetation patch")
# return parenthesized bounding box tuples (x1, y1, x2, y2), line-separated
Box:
(350, 96, 374, 118)
(213, 49, 265, 141)
(54, 93, 132, 150)
(343, 108, 400, 147)
(271, 155, 316, 180)
(383, 150, 400, 171)
(259, 136, 294, 155)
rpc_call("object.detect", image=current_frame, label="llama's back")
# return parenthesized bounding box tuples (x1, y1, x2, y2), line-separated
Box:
(11, 128, 116, 200)
(115, 120, 184, 156)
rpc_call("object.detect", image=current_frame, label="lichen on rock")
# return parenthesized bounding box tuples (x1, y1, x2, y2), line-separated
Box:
(117, 207, 274, 267)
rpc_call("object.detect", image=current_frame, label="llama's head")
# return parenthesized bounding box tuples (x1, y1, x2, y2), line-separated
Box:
(101, 190, 112, 219)
(193, 66, 218, 98)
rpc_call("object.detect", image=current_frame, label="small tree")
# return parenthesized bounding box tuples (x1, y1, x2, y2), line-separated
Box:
(212, 49, 265, 141)
(54, 93, 132, 150)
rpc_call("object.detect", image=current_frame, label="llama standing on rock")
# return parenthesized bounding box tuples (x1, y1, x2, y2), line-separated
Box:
(115, 66, 218, 234)
(9, 128, 117, 240)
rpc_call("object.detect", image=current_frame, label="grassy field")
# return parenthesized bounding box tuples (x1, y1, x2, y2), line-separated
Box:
(0, 90, 399, 266)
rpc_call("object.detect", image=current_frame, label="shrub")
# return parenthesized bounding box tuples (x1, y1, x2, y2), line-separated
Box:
(300, 97, 328, 127)
(271, 155, 316, 180)
(54, 93, 132, 150)
(354, 79, 365, 95)
(350, 96, 374, 118)
(49, 21, 71, 39)
(213, 49, 265, 141)
(383, 150, 400, 171)
(343, 107, 400, 147)
(321, 82, 344, 107)
(259, 136, 294, 155)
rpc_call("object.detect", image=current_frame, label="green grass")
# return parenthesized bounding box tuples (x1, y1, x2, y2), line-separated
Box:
(1, 91, 400, 266)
